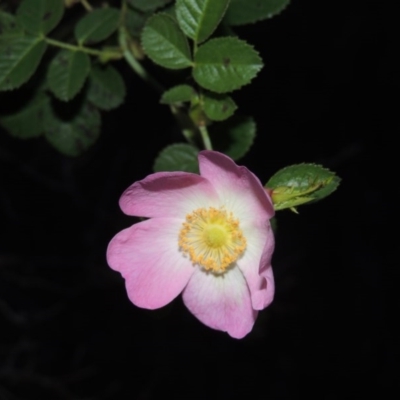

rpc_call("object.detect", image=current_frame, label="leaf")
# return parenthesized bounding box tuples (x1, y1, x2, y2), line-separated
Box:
(16, 0, 64, 35)
(141, 13, 192, 69)
(74, 7, 120, 45)
(127, 0, 173, 12)
(0, 11, 22, 34)
(160, 84, 196, 104)
(44, 99, 101, 156)
(153, 143, 199, 173)
(176, 0, 230, 44)
(202, 92, 237, 121)
(0, 91, 49, 138)
(125, 8, 150, 38)
(87, 64, 126, 110)
(225, 0, 290, 26)
(193, 37, 263, 93)
(0, 36, 47, 91)
(210, 115, 255, 160)
(162, 3, 177, 18)
(47, 50, 90, 101)
(266, 164, 341, 211)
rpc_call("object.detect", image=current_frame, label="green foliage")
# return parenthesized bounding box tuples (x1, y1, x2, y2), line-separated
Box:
(44, 99, 101, 156)
(16, 0, 64, 35)
(210, 115, 256, 160)
(87, 64, 126, 110)
(266, 164, 341, 211)
(0, 0, 311, 198)
(162, 3, 178, 18)
(225, 0, 290, 25)
(47, 50, 90, 102)
(0, 0, 338, 218)
(0, 36, 47, 91)
(193, 37, 263, 93)
(202, 92, 237, 121)
(127, 0, 173, 12)
(0, 91, 49, 138)
(125, 8, 150, 38)
(74, 8, 120, 45)
(0, 11, 21, 34)
(153, 143, 199, 173)
(160, 84, 196, 104)
(176, 0, 230, 44)
(141, 13, 192, 69)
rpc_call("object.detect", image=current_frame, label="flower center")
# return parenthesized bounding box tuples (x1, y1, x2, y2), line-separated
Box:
(178, 207, 246, 274)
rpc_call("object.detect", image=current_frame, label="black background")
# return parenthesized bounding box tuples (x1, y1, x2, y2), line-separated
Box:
(0, 0, 398, 398)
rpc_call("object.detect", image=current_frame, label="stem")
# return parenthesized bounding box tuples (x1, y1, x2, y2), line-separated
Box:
(118, 28, 164, 94)
(170, 105, 197, 145)
(80, 0, 93, 11)
(45, 37, 121, 59)
(118, 1, 205, 148)
(199, 125, 213, 150)
(119, 26, 197, 142)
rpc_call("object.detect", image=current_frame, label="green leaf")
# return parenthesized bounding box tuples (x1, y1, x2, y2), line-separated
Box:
(0, 91, 49, 138)
(0, 36, 47, 91)
(47, 50, 90, 102)
(87, 64, 126, 110)
(162, 3, 177, 18)
(74, 8, 120, 45)
(225, 0, 290, 26)
(210, 115, 255, 160)
(141, 13, 192, 69)
(202, 92, 237, 121)
(127, 0, 173, 12)
(0, 11, 22, 34)
(153, 143, 199, 173)
(193, 37, 263, 93)
(125, 8, 150, 38)
(44, 99, 101, 156)
(176, 0, 230, 44)
(16, 0, 64, 35)
(266, 164, 341, 211)
(160, 84, 196, 104)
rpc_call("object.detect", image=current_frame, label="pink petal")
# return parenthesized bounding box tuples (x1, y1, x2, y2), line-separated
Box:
(182, 267, 257, 339)
(238, 221, 275, 310)
(198, 151, 274, 224)
(120, 171, 219, 218)
(107, 218, 194, 309)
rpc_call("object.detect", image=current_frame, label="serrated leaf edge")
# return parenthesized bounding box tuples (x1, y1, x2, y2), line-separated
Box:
(75, 8, 120, 45)
(226, 0, 291, 26)
(160, 84, 196, 104)
(153, 142, 199, 172)
(141, 12, 193, 69)
(193, 36, 263, 93)
(48, 50, 90, 102)
(176, 0, 229, 43)
(0, 37, 47, 91)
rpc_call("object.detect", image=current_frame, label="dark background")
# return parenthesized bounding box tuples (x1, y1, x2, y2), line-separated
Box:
(0, 0, 398, 398)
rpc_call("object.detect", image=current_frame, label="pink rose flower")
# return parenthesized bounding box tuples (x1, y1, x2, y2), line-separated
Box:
(107, 151, 275, 338)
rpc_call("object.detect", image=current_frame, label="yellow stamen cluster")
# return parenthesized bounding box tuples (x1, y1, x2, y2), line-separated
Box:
(178, 207, 246, 274)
